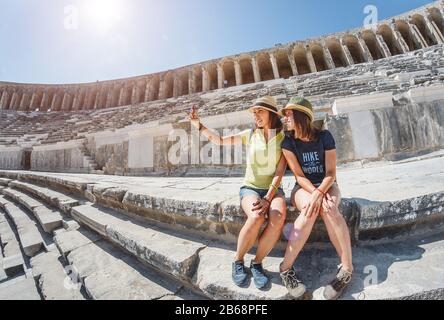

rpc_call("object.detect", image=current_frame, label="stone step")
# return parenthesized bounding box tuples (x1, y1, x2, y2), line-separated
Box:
(70, 204, 208, 281)
(195, 245, 292, 300)
(54, 228, 185, 300)
(0, 195, 44, 257)
(63, 219, 80, 231)
(0, 178, 11, 187)
(1, 188, 63, 233)
(0, 211, 26, 277)
(312, 232, 444, 300)
(0, 275, 41, 300)
(9, 180, 79, 214)
(30, 250, 85, 300)
(0, 253, 6, 282)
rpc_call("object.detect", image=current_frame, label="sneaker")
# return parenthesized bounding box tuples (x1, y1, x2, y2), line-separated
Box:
(280, 265, 306, 299)
(250, 260, 269, 289)
(232, 261, 248, 286)
(323, 265, 353, 300)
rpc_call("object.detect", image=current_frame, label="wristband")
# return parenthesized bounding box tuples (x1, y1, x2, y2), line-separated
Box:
(317, 188, 326, 196)
(270, 184, 279, 192)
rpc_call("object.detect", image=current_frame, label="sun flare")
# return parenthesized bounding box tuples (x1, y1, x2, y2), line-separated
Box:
(86, 0, 123, 30)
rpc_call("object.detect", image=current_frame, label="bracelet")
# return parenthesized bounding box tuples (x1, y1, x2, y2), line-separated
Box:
(316, 188, 326, 196)
(262, 197, 271, 206)
(270, 184, 279, 192)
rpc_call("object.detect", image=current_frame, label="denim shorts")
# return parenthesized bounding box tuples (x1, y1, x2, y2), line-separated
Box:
(239, 186, 285, 201)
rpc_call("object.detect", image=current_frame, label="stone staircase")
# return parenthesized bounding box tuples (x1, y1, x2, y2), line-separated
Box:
(79, 140, 103, 175)
(0, 177, 204, 300)
(0, 167, 443, 300)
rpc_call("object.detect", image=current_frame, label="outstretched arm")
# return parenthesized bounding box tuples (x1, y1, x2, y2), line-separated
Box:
(189, 106, 243, 146)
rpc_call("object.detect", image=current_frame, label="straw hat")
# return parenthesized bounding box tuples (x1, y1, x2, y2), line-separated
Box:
(248, 96, 280, 116)
(279, 96, 314, 122)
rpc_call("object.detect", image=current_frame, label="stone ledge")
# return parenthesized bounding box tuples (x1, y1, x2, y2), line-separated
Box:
(0, 169, 443, 245)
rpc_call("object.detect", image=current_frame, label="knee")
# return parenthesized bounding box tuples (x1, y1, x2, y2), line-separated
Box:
(299, 205, 320, 221)
(247, 214, 266, 226)
(268, 210, 287, 229)
(321, 205, 342, 222)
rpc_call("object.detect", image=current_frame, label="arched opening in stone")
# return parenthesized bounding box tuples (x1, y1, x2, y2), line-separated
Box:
(343, 35, 366, 64)
(411, 14, 437, 46)
(11, 91, 21, 110)
(221, 59, 236, 88)
(293, 46, 311, 75)
(136, 81, 146, 103)
(52, 92, 62, 111)
(145, 76, 159, 101)
(43, 90, 55, 111)
(325, 38, 347, 68)
(256, 52, 275, 81)
(193, 66, 203, 93)
(123, 86, 132, 106)
(3, 91, 12, 110)
(309, 43, 328, 72)
(275, 49, 293, 79)
(163, 73, 174, 99)
(109, 86, 120, 107)
(428, 7, 444, 36)
(362, 30, 384, 60)
(29, 91, 42, 111)
(207, 64, 218, 91)
(92, 89, 102, 109)
(19, 92, 27, 111)
(239, 56, 255, 85)
(101, 88, 110, 109)
(177, 71, 189, 96)
(86, 89, 96, 109)
(74, 89, 85, 110)
(378, 24, 402, 56)
(63, 92, 75, 110)
(395, 20, 419, 51)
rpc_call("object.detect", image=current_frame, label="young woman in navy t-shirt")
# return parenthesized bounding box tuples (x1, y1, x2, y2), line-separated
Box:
(277, 97, 353, 300)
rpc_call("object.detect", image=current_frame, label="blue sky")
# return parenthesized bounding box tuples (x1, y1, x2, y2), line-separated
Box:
(0, 0, 435, 84)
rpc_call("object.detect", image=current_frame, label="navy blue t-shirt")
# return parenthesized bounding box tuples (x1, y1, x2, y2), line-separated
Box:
(282, 130, 336, 185)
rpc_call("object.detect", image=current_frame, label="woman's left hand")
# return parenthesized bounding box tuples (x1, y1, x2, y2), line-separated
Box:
(305, 190, 324, 218)
(252, 198, 270, 217)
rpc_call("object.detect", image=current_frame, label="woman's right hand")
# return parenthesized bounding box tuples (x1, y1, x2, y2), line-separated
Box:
(189, 105, 200, 129)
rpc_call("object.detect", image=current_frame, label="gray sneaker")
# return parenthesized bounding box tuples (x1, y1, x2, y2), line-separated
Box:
(323, 265, 353, 300)
(280, 265, 306, 299)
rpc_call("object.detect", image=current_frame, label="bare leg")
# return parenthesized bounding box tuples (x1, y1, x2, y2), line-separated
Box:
(280, 189, 319, 272)
(320, 186, 353, 272)
(254, 195, 286, 263)
(319, 186, 343, 259)
(234, 195, 266, 262)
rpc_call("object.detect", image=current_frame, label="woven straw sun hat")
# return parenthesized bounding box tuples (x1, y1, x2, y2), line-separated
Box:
(278, 96, 314, 122)
(248, 96, 280, 116)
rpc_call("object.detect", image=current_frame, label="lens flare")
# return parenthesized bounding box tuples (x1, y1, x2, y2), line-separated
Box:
(85, 0, 123, 31)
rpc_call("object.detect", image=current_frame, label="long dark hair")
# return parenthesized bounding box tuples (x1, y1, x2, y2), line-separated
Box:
(254, 111, 283, 134)
(291, 110, 321, 141)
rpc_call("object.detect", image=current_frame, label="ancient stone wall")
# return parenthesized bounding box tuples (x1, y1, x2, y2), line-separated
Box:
(1, 1, 443, 112)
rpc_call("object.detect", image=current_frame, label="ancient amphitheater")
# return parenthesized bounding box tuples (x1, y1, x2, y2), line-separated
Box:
(0, 1, 443, 300)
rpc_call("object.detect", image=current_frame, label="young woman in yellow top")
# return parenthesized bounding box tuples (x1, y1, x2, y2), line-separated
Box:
(189, 96, 287, 289)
